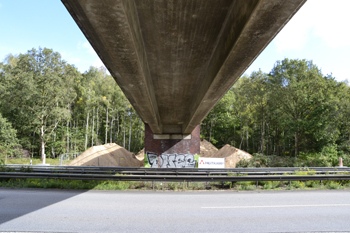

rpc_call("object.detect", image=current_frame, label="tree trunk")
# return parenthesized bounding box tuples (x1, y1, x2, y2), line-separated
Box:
(110, 116, 114, 143)
(96, 107, 99, 139)
(116, 112, 120, 145)
(276, 128, 280, 156)
(140, 122, 144, 149)
(123, 114, 126, 148)
(85, 111, 89, 151)
(133, 119, 141, 152)
(233, 125, 235, 147)
(239, 116, 243, 150)
(128, 113, 132, 151)
(66, 120, 69, 153)
(105, 106, 108, 144)
(74, 120, 77, 154)
(92, 108, 95, 146)
(70, 121, 73, 152)
(261, 112, 265, 154)
(246, 122, 249, 153)
(209, 117, 215, 143)
(295, 131, 299, 157)
(253, 124, 256, 153)
(40, 119, 45, 164)
(32, 131, 35, 158)
(266, 123, 269, 155)
(52, 124, 56, 158)
(239, 131, 244, 150)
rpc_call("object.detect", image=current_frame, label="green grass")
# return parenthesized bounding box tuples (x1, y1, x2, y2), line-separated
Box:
(5, 158, 63, 165)
(1, 177, 350, 191)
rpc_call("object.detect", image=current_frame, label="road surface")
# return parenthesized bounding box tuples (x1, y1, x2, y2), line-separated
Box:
(1, 188, 350, 232)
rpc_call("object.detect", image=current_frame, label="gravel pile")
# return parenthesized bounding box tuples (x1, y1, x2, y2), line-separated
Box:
(69, 143, 143, 167)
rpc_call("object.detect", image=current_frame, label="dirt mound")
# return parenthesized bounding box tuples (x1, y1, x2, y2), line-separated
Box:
(68, 143, 143, 167)
(200, 139, 218, 157)
(211, 144, 252, 168)
(135, 148, 145, 162)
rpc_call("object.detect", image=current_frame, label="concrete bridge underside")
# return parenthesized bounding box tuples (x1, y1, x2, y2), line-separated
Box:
(62, 0, 305, 136)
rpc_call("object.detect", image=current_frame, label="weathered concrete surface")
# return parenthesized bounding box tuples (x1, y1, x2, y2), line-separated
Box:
(62, 0, 306, 134)
(145, 124, 200, 155)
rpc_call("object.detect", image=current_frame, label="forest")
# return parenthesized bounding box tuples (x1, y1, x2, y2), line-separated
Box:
(0, 48, 349, 164)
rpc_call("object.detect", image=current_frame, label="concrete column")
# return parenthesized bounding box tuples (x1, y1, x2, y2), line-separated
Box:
(144, 124, 200, 156)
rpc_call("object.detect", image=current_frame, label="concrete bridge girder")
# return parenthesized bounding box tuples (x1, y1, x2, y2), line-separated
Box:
(62, 0, 306, 134)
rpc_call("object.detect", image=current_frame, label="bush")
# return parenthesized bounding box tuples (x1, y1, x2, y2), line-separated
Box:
(327, 181, 341, 189)
(236, 147, 348, 168)
(292, 181, 306, 189)
(236, 153, 271, 167)
(236, 154, 297, 168)
(262, 181, 280, 190)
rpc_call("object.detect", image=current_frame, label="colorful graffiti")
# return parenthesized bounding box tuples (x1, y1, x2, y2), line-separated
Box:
(146, 152, 196, 168)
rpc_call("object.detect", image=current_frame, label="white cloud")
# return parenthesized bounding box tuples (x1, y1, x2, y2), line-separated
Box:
(78, 41, 96, 54)
(93, 58, 104, 68)
(311, 0, 350, 48)
(274, 0, 350, 52)
(61, 51, 81, 65)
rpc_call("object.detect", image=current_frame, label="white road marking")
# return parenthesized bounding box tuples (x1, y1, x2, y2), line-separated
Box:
(202, 204, 350, 209)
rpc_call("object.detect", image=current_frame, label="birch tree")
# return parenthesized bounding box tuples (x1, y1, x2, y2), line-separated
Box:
(0, 48, 77, 163)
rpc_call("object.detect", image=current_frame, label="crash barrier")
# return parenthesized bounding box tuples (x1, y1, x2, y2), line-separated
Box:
(1, 165, 350, 182)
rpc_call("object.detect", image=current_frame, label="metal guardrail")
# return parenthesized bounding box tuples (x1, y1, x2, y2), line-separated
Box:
(5, 164, 350, 171)
(1, 165, 350, 182)
(0, 172, 350, 182)
(2, 169, 349, 176)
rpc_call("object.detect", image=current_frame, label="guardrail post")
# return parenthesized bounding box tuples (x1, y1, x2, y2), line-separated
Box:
(152, 181, 154, 190)
(256, 181, 258, 188)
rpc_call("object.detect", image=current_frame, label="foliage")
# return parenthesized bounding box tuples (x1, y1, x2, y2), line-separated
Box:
(262, 181, 281, 190)
(0, 113, 20, 160)
(200, 58, 350, 167)
(0, 48, 144, 159)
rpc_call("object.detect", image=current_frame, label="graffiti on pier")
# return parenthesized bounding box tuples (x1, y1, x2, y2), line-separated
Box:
(146, 152, 196, 168)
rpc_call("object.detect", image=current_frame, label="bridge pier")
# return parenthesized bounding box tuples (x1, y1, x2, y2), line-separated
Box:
(144, 124, 200, 156)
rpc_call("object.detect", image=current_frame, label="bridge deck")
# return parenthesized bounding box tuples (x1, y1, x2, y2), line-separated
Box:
(62, 0, 305, 134)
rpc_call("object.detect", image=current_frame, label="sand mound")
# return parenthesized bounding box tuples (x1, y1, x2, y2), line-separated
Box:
(211, 144, 253, 168)
(68, 143, 143, 167)
(200, 139, 218, 157)
(135, 148, 145, 162)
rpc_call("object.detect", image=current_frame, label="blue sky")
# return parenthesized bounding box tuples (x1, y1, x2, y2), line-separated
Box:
(0, 0, 349, 83)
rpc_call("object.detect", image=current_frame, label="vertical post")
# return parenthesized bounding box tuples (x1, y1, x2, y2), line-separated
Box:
(339, 158, 343, 167)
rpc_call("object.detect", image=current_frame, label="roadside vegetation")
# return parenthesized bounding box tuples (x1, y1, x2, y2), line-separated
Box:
(1, 159, 349, 191)
(236, 151, 350, 168)
(1, 178, 349, 191)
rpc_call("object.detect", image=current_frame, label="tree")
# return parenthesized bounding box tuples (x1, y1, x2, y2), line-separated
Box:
(234, 71, 269, 153)
(0, 48, 77, 163)
(269, 58, 336, 156)
(0, 113, 20, 162)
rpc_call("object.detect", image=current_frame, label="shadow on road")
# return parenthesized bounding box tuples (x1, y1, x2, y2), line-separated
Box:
(0, 188, 87, 225)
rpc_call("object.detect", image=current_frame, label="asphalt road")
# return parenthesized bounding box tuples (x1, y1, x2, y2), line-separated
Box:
(0, 188, 350, 233)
